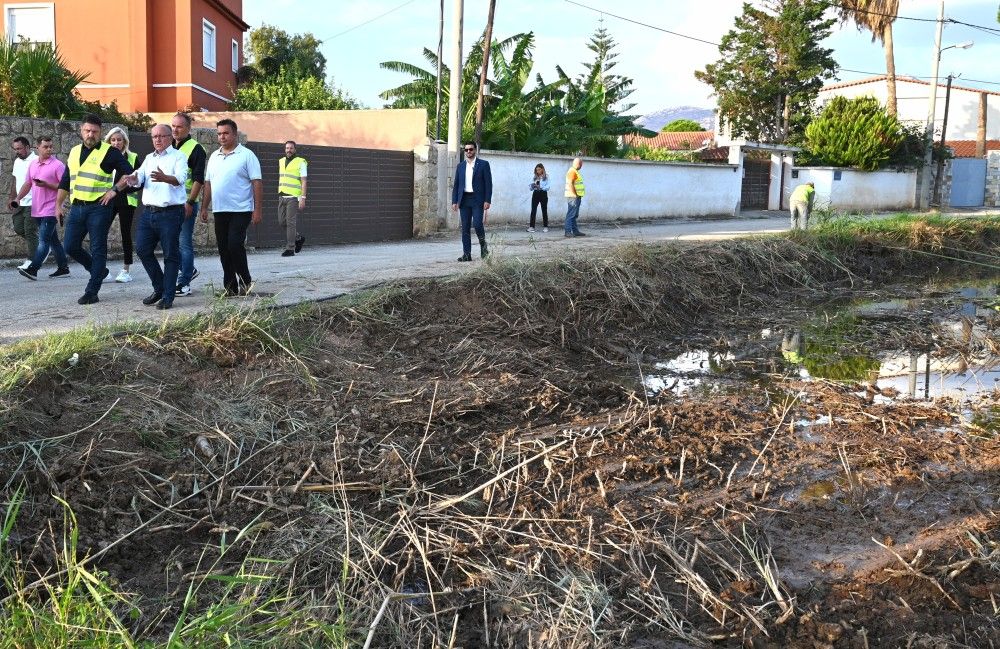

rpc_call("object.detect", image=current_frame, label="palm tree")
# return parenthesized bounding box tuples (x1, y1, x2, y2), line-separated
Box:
(0, 40, 87, 118)
(839, 0, 900, 116)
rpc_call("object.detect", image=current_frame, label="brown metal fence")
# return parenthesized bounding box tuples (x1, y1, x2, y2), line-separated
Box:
(245, 142, 413, 247)
(740, 159, 770, 210)
(128, 136, 414, 247)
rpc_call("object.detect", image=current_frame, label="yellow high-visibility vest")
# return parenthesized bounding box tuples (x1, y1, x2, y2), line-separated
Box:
(279, 156, 306, 196)
(68, 142, 113, 202)
(176, 137, 204, 193)
(565, 167, 585, 198)
(125, 151, 138, 207)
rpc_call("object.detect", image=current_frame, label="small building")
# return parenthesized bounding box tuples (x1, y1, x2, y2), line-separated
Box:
(818, 75, 1000, 145)
(2, 0, 249, 112)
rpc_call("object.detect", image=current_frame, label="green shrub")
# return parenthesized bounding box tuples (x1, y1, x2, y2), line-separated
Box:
(804, 96, 905, 171)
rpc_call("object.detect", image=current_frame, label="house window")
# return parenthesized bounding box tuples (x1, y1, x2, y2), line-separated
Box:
(231, 39, 238, 72)
(5, 3, 55, 47)
(202, 19, 216, 71)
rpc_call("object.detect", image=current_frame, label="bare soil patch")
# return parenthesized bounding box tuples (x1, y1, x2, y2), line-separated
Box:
(2, 234, 999, 647)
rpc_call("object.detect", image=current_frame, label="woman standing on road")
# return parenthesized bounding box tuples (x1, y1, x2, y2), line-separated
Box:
(527, 163, 550, 233)
(105, 127, 138, 283)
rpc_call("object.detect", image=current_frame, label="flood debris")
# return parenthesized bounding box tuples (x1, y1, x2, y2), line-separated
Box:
(1, 229, 999, 647)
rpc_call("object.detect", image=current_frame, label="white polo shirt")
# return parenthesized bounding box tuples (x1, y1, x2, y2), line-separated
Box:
(205, 144, 262, 213)
(12, 152, 37, 207)
(132, 146, 189, 207)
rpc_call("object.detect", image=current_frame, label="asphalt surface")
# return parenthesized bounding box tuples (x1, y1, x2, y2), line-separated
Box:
(2, 209, 993, 342)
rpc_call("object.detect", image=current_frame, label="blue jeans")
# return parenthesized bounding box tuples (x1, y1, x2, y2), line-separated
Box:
(459, 193, 485, 256)
(177, 201, 197, 286)
(135, 205, 183, 302)
(565, 197, 582, 235)
(64, 202, 114, 295)
(29, 216, 68, 271)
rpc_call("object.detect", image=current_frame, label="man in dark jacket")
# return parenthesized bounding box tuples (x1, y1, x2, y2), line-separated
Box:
(450, 141, 492, 261)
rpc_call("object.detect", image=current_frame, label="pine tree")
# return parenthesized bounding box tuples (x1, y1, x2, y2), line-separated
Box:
(695, 0, 837, 144)
(576, 21, 635, 113)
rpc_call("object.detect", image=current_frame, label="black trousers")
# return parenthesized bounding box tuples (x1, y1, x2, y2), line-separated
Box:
(529, 190, 548, 227)
(113, 199, 135, 265)
(213, 211, 252, 293)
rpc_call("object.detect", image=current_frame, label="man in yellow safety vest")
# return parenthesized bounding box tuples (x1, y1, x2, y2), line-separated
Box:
(55, 114, 135, 305)
(277, 141, 307, 257)
(564, 157, 586, 238)
(171, 112, 208, 297)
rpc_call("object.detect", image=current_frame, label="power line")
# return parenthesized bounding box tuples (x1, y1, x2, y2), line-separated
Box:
(562, 0, 720, 46)
(837, 67, 1000, 88)
(318, 0, 419, 42)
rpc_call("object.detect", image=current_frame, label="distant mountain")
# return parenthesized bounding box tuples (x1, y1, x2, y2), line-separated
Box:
(637, 106, 714, 132)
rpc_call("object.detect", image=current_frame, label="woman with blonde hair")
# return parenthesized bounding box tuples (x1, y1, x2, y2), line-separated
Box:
(527, 163, 549, 233)
(104, 126, 138, 282)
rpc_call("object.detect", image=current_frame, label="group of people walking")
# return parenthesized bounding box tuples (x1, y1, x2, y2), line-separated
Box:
(450, 142, 588, 262)
(6, 113, 309, 308)
(8, 126, 597, 305)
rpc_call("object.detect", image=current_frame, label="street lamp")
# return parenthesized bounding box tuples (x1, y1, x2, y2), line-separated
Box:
(920, 6, 974, 210)
(930, 41, 973, 207)
(931, 41, 973, 207)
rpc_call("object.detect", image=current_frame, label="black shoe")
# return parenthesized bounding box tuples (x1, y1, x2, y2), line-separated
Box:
(142, 292, 163, 306)
(281, 249, 295, 257)
(175, 284, 192, 296)
(49, 267, 70, 278)
(574, 231, 587, 237)
(480, 242, 489, 259)
(156, 299, 173, 310)
(190, 268, 199, 281)
(78, 293, 99, 305)
(295, 235, 305, 253)
(457, 254, 472, 262)
(564, 233, 573, 238)
(18, 267, 37, 280)
(101, 267, 109, 281)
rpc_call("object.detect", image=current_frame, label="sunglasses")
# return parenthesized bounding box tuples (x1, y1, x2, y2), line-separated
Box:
(464, 147, 476, 152)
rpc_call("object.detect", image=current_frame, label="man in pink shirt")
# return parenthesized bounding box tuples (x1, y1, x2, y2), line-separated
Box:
(14, 136, 70, 279)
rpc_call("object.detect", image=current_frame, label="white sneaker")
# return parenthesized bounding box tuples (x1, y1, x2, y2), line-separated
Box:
(542, 227, 549, 233)
(115, 269, 133, 283)
(526, 227, 535, 233)
(18, 259, 31, 270)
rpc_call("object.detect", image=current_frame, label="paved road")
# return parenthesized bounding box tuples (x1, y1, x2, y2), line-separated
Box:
(1, 209, 994, 342)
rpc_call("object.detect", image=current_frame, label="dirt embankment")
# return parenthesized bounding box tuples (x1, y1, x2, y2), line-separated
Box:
(2, 225, 1000, 647)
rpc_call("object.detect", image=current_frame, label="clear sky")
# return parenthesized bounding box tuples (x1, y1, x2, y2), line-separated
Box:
(242, 0, 1000, 117)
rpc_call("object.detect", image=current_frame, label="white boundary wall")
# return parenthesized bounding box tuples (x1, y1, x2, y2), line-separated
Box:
(452, 150, 741, 227)
(782, 166, 917, 211)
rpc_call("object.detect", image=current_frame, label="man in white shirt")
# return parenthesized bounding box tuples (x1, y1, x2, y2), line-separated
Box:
(118, 124, 189, 310)
(199, 118, 262, 297)
(8, 136, 38, 268)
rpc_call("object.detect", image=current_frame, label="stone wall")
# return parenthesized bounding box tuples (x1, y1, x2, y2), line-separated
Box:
(412, 140, 447, 236)
(987, 151, 1000, 207)
(1, 115, 231, 260)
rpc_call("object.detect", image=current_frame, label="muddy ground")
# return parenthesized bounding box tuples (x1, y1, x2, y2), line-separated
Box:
(1, 235, 999, 648)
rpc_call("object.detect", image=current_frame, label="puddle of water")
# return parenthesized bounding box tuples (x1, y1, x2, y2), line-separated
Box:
(647, 282, 1000, 403)
(644, 350, 735, 396)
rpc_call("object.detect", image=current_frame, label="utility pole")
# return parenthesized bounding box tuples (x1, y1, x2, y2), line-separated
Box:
(919, 0, 944, 210)
(932, 74, 953, 207)
(434, 0, 444, 141)
(446, 0, 464, 161)
(473, 0, 497, 149)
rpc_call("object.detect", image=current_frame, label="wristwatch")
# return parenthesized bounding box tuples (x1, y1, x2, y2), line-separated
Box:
(186, 199, 196, 206)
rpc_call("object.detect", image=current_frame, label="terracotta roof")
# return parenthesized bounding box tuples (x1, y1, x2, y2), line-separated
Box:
(822, 75, 1000, 97)
(698, 146, 730, 162)
(624, 130, 715, 151)
(945, 140, 1000, 158)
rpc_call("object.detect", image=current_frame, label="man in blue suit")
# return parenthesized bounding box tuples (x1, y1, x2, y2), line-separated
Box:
(451, 141, 492, 261)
